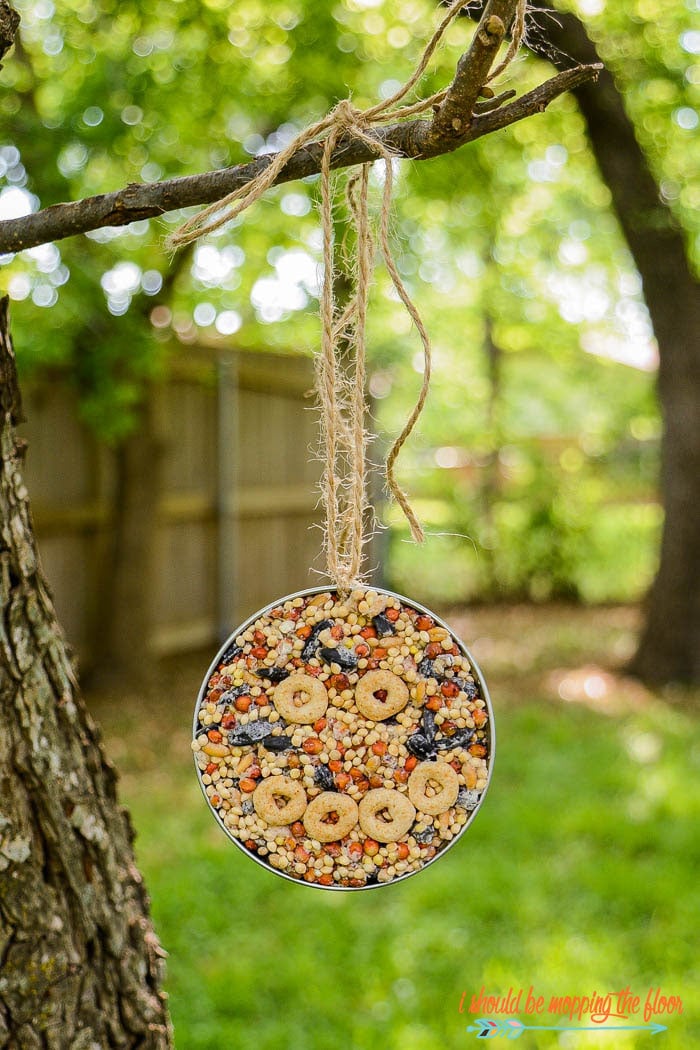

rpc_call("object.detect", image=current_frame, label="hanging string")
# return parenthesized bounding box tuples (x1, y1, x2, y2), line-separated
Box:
(166, 0, 528, 589)
(345, 165, 372, 583)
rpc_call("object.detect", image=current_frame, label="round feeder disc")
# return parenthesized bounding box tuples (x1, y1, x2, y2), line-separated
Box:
(192, 585, 495, 890)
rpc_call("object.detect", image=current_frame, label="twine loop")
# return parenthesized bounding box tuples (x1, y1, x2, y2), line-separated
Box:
(167, 0, 528, 590)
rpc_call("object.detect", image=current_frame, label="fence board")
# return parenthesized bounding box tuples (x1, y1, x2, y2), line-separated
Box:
(19, 346, 327, 662)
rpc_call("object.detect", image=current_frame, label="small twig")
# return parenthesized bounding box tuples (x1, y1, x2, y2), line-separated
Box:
(473, 89, 517, 114)
(466, 62, 603, 138)
(0, 64, 601, 254)
(431, 0, 514, 140)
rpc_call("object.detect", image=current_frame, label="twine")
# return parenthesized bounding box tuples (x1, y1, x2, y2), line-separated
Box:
(167, 0, 528, 589)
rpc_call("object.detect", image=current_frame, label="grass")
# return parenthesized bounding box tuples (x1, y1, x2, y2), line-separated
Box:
(90, 605, 700, 1050)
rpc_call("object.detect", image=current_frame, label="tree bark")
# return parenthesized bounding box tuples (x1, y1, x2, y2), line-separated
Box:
(0, 297, 173, 1047)
(525, 4, 700, 685)
(0, 0, 19, 66)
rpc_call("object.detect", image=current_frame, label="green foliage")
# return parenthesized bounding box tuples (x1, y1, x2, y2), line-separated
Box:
(566, 0, 700, 259)
(1, 0, 696, 590)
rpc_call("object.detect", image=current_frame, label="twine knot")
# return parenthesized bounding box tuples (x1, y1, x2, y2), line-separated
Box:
(331, 99, 367, 132)
(165, 0, 528, 590)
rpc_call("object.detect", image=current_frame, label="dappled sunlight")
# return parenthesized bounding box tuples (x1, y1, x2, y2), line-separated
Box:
(448, 604, 641, 684)
(548, 664, 653, 715)
(2, 0, 697, 1042)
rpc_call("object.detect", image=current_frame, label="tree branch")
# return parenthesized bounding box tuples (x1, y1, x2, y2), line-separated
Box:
(466, 63, 601, 135)
(431, 0, 509, 140)
(0, 58, 599, 255)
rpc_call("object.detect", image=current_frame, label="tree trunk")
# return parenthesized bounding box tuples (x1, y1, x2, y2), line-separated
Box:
(0, 298, 173, 1048)
(90, 399, 161, 690)
(527, 4, 700, 684)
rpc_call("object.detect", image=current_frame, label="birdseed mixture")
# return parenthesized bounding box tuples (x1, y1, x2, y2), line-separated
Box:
(192, 587, 493, 888)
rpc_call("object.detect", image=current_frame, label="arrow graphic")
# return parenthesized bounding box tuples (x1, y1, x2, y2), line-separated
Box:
(466, 1017, 668, 1039)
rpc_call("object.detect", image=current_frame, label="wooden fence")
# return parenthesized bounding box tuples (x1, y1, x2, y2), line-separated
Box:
(20, 345, 329, 662)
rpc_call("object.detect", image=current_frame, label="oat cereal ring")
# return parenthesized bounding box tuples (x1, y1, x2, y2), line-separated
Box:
(355, 669, 409, 721)
(358, 788, 416, 843)
(303, 792, 359, 843)
(253, 776, 308, 825)
(407, 761, 460, 816)
(272, 672, 329, 724)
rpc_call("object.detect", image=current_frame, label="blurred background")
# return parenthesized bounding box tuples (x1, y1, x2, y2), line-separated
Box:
(1, 0, 699, 1046)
